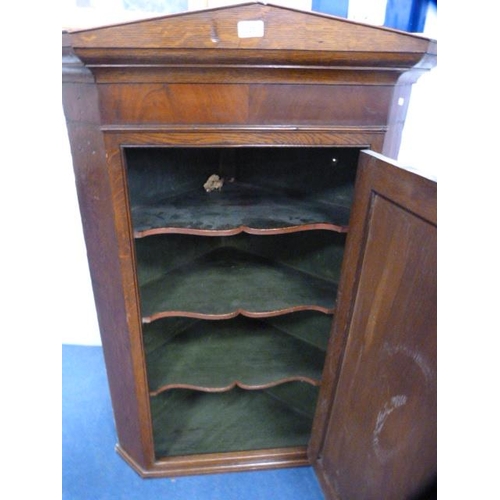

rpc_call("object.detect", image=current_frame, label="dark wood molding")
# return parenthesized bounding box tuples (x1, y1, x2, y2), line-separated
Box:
(117, 444, 310, 478)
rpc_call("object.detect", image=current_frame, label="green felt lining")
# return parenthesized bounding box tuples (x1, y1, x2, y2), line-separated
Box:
(125, 147, 359, 206)
(124, 146, 357, 459)
(144, 314, 331, 393)
(151, 384, 319, 458)
(131, 182, 351, 234)
(139, 246, 337, 320)
(135, 231, 346, 285)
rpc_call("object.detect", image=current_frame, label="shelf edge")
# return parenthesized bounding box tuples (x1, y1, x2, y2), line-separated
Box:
(149, 377, 321, 397)
(142, 306, 335, 324)
(135, 223, 348, 238)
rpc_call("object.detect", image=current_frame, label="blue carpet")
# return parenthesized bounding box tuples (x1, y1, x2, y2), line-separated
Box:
(62, 345, 325, 500)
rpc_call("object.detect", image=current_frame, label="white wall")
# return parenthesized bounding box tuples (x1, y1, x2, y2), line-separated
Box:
(60, 115, 102, 345)
(189, 0, 313, 11)
(60, 1, 438, 345)
(398, 4, 438, 179)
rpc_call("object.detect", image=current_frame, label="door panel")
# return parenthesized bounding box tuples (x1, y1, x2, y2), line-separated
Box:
(313, 151, 436, 500)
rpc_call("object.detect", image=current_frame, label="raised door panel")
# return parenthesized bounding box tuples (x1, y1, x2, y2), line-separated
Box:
(313, 151, 436, 500)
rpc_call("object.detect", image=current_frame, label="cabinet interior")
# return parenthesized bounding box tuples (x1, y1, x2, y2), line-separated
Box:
(124, 146, 360, 459)
(126, 147, 359, 237)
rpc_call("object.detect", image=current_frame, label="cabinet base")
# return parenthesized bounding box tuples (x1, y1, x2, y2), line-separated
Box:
(116, 444, 310, 478)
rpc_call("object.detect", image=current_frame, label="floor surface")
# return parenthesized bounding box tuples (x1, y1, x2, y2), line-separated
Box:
(62, 344, 325, 500)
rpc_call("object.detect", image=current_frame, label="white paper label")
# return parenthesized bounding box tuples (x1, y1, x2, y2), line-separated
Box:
(237, 20, 264, 39)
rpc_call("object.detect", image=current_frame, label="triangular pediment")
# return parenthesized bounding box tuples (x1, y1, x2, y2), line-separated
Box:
(68, 1, 435, 56)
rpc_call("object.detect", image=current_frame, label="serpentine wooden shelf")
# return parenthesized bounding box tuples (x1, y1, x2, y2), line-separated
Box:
(139, 246, 337, 323)
(132, 181, 350, 238)
(145, 315, 328, 395)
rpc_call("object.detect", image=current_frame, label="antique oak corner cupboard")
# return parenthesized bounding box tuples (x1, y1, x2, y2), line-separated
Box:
(62, 3, 437, 498)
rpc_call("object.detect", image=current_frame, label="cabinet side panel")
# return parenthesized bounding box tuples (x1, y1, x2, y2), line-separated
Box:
(382, 81, 413, 158)
(382, 67, 431, 159)
(62, 81, 152, 468)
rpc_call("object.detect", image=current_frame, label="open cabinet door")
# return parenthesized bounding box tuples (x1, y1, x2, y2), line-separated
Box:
(312, 151, 437, 500)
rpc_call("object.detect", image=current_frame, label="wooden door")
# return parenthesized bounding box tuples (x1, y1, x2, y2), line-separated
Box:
(312, 151, 437, 500)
